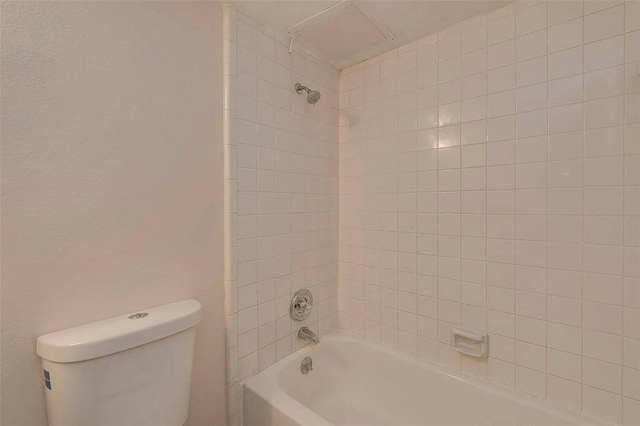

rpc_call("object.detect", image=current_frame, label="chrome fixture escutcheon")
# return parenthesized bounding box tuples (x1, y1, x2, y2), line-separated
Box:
(290, 289, 313, 321)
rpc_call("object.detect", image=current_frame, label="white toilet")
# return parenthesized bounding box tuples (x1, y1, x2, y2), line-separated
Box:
(36, 299, 202, 426)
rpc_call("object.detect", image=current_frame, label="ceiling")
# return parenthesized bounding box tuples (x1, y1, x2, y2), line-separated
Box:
(229, 0, 510, 69)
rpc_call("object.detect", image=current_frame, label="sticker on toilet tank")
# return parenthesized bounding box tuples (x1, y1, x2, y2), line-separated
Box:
(43, 369, 52, 390)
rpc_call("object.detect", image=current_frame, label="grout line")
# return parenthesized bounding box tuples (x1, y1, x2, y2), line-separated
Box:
(621, 0, 627, 416)
(511, 5, 518, 391)
(578, 0, 585, 411)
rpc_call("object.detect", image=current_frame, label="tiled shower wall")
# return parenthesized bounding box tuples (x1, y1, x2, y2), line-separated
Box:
(338, 1, 639, 424)
(222, 7, 340, 425)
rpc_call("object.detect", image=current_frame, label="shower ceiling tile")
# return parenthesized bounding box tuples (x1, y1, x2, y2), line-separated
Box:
(290, 2, 392, 61)
(229, 0, 512, 70)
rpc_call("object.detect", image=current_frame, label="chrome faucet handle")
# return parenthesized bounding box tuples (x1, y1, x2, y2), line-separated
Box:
(290, 289, 313, 321)
(298, 300, 310, 312)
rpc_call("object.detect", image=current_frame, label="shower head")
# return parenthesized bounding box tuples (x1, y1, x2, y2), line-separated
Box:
(307, 89, 321, 105)
(295, 83, 321, 105)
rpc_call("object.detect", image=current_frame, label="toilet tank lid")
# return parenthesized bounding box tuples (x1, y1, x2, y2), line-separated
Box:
(37, 299, 202, 363)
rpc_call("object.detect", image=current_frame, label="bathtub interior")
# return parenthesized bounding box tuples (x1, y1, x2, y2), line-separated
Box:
(247, 333, 603, 426)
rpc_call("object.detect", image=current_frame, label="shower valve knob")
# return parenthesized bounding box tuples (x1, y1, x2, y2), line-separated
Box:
(290, 289, 313, 321)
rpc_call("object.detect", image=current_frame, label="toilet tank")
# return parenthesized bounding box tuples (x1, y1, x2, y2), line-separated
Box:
(36, 299, 202, 426)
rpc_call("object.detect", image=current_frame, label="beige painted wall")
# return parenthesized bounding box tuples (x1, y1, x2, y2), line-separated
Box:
(1, 2, 226, 425)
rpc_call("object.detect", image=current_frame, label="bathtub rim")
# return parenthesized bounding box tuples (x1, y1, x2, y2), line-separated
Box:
(243, 330, 610, 426)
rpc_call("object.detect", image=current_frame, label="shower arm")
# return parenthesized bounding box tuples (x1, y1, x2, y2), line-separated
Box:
(295, 83, 309, 94)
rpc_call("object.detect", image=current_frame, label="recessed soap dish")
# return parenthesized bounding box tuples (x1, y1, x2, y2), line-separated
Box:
(451, 326, 488, 358)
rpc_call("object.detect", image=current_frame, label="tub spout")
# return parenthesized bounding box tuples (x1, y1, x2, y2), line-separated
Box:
(298, 326, 319, 344)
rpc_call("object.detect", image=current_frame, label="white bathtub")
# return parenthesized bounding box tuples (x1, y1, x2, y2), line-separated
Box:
(244, 332, 604, 426)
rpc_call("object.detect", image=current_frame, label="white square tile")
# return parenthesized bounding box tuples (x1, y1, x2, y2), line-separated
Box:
(548, 322, 582, 354)
(583, 301, 623, 335)
(516, 136, 547, 163)
(548, 18, 583, 53)
(585, 66, 624, 100)
(623, 366, 640, 400)
(585, 96, 624, 129)
(585, 35, 624, 72)
(584, 328, 623, 364)
(583, 385, 623, 424)
(584, 156, 624, 186)
(516, 366, 546, 398)
(549, 131, 583, 160)
(439, 34, 461, 61)
(547, 376, 582, 412)
(584, 5, 624, 44)
(515, 315, 546, 345)
(516, 56, 547, 86)
(517, 83, 547, 113)
(515, 2, 546, 36)
(489, 14, 515, 46)
(583, 273, 622, 306)
(488, 115, 516, 141)
(515, 291, 546, 320)
(548, 216, 582, 243)
(549, 160, 583, 188)
(626, 94, 640, 125)
(462, 167, 487, 191)
(549, 47, 583, 79)
(549, 104, 583, 134)
(548, 75, 584, 107)
(462, 23, 487, 54)
(585, 126, 623, 158)
(515, 188, 546, 215)
(584, 244, 623, 275)
(488, 65, 516, 93)
(488, 39, 515, 70)
(462, 49, 487, 77)
(487, 140, 515, 166)
(517, 110, 547, 138)
(584, 215, 624, 245)
(548, 188, 582, 215)
(461, 144, 486, 168)
(515, 215, 546, 241)
(488, 90, 516, 118)
(548, 1, 583, 27)
(462, 119, 488, 145)
(548, 348, 582, 382)
(515, 29, 547, 62)
(548, 295, 582, 327)
(487, 214, 513, 238)
(624, 397, 640, 426)
(583, 1, 623, 16)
